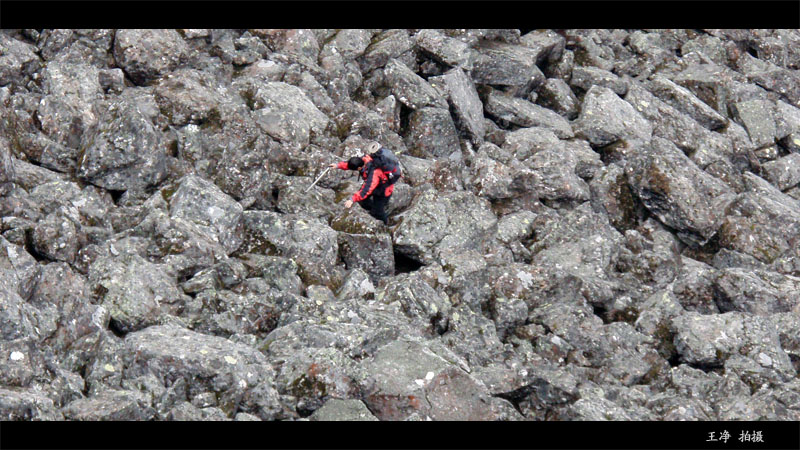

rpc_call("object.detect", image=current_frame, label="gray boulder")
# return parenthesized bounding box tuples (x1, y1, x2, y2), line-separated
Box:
(393, 189, 497, 266)
(574, 85, 652, 147)
(626, 138, 735, 247)
(537, 78, 580, 119)
(338, 233, 394, 281)
(88, 254, 186, 333)
(647, 75, 727, 130)
(251, 82, 331, 150)
(415, 29, 474, 69)
(485, 91, 574, 139)
(0, 387, 62, 420)
(471, 41, 545, 89)
(170, 174, 244, 255)
(570, 66, 628, 95)
(358, 29, 414, 73)
(384, 59, 447, 110)
(0, 33, 41, 87)
(731, 99, 779, 148)
(63, 389, 156, 420)
(431, 68, 485, 144)
(760, 153, 800, 191)
(240, 211, 340, 288)
(154, 69, 226, 126)
(31, 212, 80, 263)
(122, 324, 284, 420)
(113, 29, 188, 85)
(77, 99, 169, 191)
(405, 107, 460, 158)
(714, 268, 800, 315)
(36, 61, 102, 150)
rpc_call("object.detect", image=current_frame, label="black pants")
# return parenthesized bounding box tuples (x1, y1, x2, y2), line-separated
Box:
(358, 193, 390, 224)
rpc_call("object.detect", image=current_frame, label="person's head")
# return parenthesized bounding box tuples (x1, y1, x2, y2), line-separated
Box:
(347, 156, 365, 170)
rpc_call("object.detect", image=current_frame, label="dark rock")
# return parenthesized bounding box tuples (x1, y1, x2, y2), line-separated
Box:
(415, 29, 474, 70)
(358, 30, 414, 73)
(537, 78, 580, 119)
(0, 33, 41, 88)
(0, 387, 63, 420)
(626, 138, 735, 247)
(760, 153, 800, 191)
(570, 66, 627, 96)
(404, 107, 460, 159)
(113, 29, 188, 85)
(485, 91, 574, 139)
(63, 389, 156, 420)
(251, 82, 331, 150)
(384, 59, 447, 110)
(309, 398, 378, 421)
(471, 41, 546, 89)
(430, 68, 485, 144)
(338, 233, 394, 281)
(155, 69, 226, 127)
(31, 212, 80, 263)
(77, 98, 169, 191)
(714, 268, 800, 315)
(575, 85, 651, 147)
(647, 75, 727, 131)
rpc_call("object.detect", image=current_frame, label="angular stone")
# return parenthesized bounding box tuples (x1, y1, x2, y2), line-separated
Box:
(485, 91, 574, 139)
(575, 85, 652, 147)
(731, 99, 778, 148)
(415, 29, 474, 69)
(471, 41, 545, 88)
(309, 398, 378, 421)
(570, 66, 627, 96)
(77, 99, 168, 191)
(0, 33, 41, 87)
(113, 29, 188, 85)
(169, 175, 243, 255)
(432, 68, 485, 144)
(647, 75, 727, 130)
(404, 107, 460, 159)
(384, 59, 447, 110)
(537, 78, 579, 119)
(760, 153, 800, 191)
(88, 254, 185, 333)
(358, 29, 414, 73)
(154, 69, 225, 127)
(714, 268, 800, 315)
(338, 233, 394, 281)
(626, 138, 735, 247)
(251, 82, 330, 150)
(63, 389, 156, 421)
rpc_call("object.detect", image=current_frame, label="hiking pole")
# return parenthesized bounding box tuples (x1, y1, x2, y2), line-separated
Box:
(305, 166, 332, 193)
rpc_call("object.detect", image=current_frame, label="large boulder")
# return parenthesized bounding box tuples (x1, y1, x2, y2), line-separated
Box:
(0, 33, 42, 87)
(240, 211, 340, 288)
(415, 29, 474, 70)
(404, 107, 461, 159)
(574, 85, 652, 147)
(88, 254, 186, 333)
(470, 41, 545, 89)
(430, 68, 485, 144)
(626, 138, 736, 247)
(485, 91, 574, 139)
(169, 174, 244, 255)
(113, 29, 188, 85)
(384, 59, 447, 110)
(121, 324, 284, 420)
(77, 98, 169, 191)
(393, 189, 497, 266)
(154, 69, 227, 126)
(251, 82, 331, 150)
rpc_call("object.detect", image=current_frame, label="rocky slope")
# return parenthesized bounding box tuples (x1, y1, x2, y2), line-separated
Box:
(1, 28, 800, 421)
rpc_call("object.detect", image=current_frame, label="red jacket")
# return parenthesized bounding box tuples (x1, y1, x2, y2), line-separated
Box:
(336, 155, 395, 202)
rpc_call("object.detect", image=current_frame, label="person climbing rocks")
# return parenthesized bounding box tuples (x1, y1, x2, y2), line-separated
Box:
(330, 142, 402, 225)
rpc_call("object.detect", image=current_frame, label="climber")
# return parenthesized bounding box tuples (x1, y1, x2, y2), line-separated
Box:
(330, 142, 402, 225)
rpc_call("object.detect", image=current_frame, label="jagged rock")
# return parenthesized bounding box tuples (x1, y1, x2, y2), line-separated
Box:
(88, 253, 186, 333)
(404, 107, 460, 159)
(36, 61, 102, 151)
(154, 69, 226, 126)
(430, 68, 485, 144)
(384, 59, 447, 110)
(671, 64, 746, 117)
(671, 257, 719, 314)
(240, 211, 340, 288)
(0, 387, 63, 420)
(393, 189, 497, 266)
(731, 99, 779, 148)
(471, 41, 545, 89)
(537, 78, 580, 119)
(122, 324, 284, 420)
(647, 75, 727, 130)
(63, 389, 156, 420)
(31, 212, 80, 263)
(309, 398, 378, 421)
(251, 82, 331, 150)
(671, 312, 794, 380)
(570, 66, 627, 96)
(714, 268, 800, 315)
(77, 98, 169, 191)
(760, 153, 800, 191)
(169, 174, 244, 255)
(381, 273, 451, 334)
(113, 29, 188, 85)
(358, 29, 414, 73)
(574, 85, 651, 147)
(626, 138, 735, 247)
(485, 91, 574, 139)
(718, 173, 800, 263)
(415, 29, 474, 69)
(0, 33, 42, 87)
(519, 30, 565, 65)
(338, 233, 394, 281)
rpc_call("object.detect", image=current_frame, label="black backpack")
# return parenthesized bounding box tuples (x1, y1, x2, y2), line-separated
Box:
(369, 147, 402, 186)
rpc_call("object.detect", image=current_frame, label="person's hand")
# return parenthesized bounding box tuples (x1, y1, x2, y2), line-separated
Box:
(329, 163, 338, 169)
(344, 200, 354, 209)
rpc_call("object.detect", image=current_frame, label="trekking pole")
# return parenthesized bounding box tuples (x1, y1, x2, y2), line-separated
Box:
(305, 166, 332, 193)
